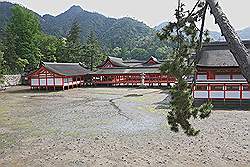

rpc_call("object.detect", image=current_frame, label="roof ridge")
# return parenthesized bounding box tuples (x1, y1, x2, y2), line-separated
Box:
(43, 62, 80, 65)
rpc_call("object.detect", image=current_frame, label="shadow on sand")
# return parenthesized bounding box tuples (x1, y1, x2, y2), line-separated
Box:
(2, 87, 62, 94)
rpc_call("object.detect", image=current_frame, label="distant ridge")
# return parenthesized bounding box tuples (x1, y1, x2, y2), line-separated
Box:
(0, 1, 153, 49)
(154, 22, 250, 41)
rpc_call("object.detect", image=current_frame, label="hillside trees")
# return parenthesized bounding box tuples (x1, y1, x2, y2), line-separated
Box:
(0, 40, 6, 83)
(0, 49, 4, 81)
(61, 22, 106, 70)
(3, 5, 41, 73)
(0, 41, 6, 77)
(0, 2, 176, 63)
(2, 6, 108, 73)
(130, 48, 148, 60)
(109, 47, 123, 58)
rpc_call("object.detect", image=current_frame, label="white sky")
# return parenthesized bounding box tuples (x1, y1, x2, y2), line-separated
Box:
(2, 0, 250, 31)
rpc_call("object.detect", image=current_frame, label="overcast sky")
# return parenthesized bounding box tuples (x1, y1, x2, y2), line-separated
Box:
(3, 0, 250, 31)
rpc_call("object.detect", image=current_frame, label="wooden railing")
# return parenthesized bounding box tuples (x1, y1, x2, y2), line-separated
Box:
(193, 83, 250, 100)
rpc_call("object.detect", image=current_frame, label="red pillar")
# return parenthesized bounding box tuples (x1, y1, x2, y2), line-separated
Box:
(208, 84, 210, 101)
(240, 84, 243, 103)
(53, 74, 56, 91)
(224, 84, 226, 103)
(46, 72, 48, 90)
(38, 74, 40, 91)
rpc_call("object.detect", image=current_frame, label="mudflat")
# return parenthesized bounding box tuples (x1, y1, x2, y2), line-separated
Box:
(0, 86, 249, 167)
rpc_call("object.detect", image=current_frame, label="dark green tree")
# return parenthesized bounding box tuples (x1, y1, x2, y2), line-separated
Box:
(155, 46, 172, 60)
(158, 1, 212, 136)
(0, 49, 4, 82)
(130, 48, 149, 60)
(110, 47, 122, 58)
(85, 32, 106, 71)
(36, 34, 64, 62)
(0, 41, 6, 78)
(63, 21, 83, 63)
(3, 5, 41, 73)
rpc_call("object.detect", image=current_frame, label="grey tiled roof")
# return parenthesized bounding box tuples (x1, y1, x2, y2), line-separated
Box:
(93, 67, 161, 75)
(94, 56, 163, 75)
(197, 41, 250, 67)
(97, 56, 128, 68)
(43, 62, 90, 76)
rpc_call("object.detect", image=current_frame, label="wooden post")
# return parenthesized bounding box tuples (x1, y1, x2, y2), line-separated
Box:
(118, 75, 121, 86)
(46, 72, 48, 91)
(240, 83, 243, 105)
(53, 75, 56, 91)
(224, 84, 226, 105)
(68, 78, 70, 90)
(38, 74, 40, 91)
(208, 84, 211, 101)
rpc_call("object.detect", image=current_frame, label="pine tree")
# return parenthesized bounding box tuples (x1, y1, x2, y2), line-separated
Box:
(0, 49, 4, 82)
(63, 21, 83, 63)
(158, 1, 212, 136)
(3, 5, 41, 73)
(85, 32, 106, 71)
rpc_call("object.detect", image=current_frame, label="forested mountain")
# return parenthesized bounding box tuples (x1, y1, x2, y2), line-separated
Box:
(41, 6, 118, 43)
(0, 3, 156, 52)
(0, 2, 13, 37)
(0, 1, 249, 61)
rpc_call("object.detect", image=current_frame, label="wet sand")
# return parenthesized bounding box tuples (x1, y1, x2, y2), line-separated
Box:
(0, 86, 249, 167)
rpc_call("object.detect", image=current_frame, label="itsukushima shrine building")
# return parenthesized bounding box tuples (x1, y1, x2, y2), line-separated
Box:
(193, 41, 250, 104)
(28, 41, 250, 104)
(92, 56, 176, 86)
(28, 62, 90, 90)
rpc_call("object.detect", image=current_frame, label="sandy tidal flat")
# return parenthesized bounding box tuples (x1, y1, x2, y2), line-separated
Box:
(0, 86, 249, 167)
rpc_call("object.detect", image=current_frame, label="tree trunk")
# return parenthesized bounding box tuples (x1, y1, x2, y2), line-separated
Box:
(206, 0, 250, 82)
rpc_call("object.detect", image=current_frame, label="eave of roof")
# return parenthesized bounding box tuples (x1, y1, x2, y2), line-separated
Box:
(97, 56, 128, 68)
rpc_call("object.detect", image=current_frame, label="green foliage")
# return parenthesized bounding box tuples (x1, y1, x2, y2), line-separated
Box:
(3, 5, 41, 73)
(102, 17, 152, 49)
(0, 50, 4, 82)
(0, 2, 175, 61)
(36, 34, 64, 63)
(84, 32, 106, 70)
(62, 21, 84, 63)
(158, 1, 212, 136)
(130, 48, 148, 60)
(0, 2, 14, 38)
(59, 22, 106, 70)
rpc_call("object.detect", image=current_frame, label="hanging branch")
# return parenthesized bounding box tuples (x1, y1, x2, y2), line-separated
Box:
(158, 1, 212, 136)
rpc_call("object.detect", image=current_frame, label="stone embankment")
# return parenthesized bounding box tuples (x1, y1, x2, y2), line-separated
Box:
(0, 75, 21, 90)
